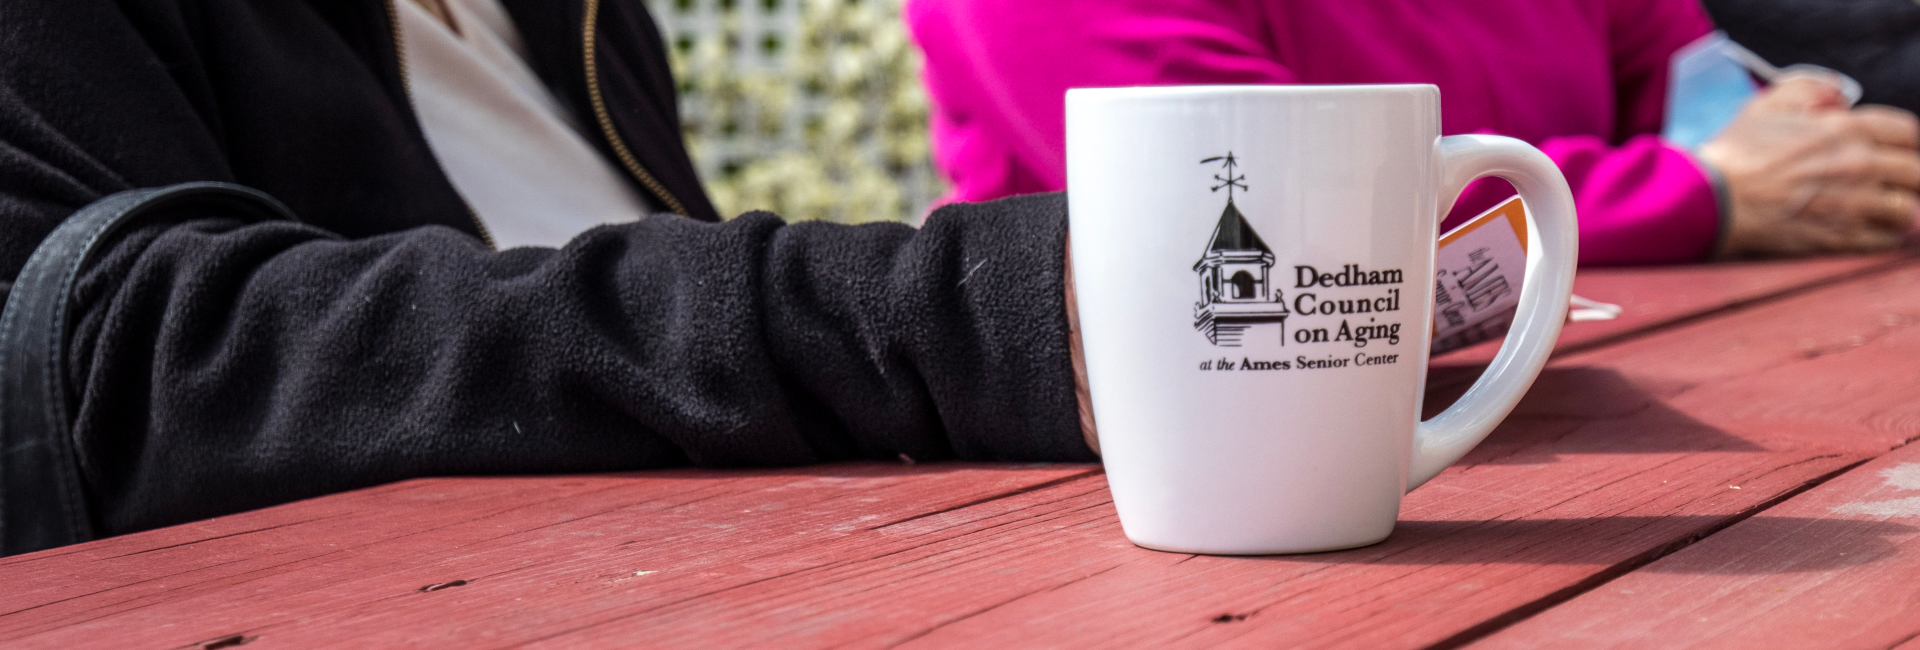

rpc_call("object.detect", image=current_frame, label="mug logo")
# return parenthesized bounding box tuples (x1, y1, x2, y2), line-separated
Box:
(1193, 152, 1289, 347)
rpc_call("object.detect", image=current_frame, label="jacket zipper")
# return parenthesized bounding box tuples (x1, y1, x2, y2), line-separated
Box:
(581, 0, 690, 217)
(386, 0, 500, 249)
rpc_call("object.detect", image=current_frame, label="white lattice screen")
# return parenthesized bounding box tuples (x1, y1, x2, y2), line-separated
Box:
(647, 0, 943, 224)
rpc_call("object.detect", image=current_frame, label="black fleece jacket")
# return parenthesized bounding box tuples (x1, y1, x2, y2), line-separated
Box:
(0, 0, 1089, 555)
(1704, 0, 1920, 114)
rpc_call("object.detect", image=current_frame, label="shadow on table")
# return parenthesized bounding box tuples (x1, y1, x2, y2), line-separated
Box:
(1275, 515, 1913, 574)
(1425, 365, 1764, 465)
(569, 461, 1097, 481)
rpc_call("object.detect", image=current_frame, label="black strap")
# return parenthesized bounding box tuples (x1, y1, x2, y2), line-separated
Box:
(0, 182, 294, 556)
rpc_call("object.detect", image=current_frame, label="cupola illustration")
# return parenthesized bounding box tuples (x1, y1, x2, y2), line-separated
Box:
(1193, 153, 1289, 346)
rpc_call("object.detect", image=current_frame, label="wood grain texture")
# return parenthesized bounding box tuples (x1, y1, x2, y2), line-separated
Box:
(1468, 439, 1920, 649)
(7, 259, 1920, 649)
(0, 464, 1096, 649)
(1437, 252, 1909, 367)
(510, 262, 1920, 649)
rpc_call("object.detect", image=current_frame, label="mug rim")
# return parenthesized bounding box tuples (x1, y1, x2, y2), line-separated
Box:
(1066, 83, 1438, 101)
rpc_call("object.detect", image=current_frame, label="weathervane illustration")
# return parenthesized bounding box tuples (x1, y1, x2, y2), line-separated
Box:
(1192, 152, 1289, 347)
(1202, 152, 1247, 202)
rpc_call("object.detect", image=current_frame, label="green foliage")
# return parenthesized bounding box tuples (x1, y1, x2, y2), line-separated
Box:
(652, 0, 944, 223)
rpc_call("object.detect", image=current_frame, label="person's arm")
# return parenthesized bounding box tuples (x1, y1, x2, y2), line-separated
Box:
(56, 191, 1089, 538)
(1486, 0, 1720, 265)
(1696, 77, 1920, 256)
(1440, 0, 1725, 264)
(1601, 0, 1920, 259)
(910, 0, 1724, 264)
(1, 0, 1089, 552)
(1448, 135, 1722, 265)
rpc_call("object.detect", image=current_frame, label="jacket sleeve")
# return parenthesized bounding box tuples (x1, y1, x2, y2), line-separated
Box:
(1574, 0, 1721, 264)
(51, 189, 1087, 540)
(1449, 135, 1722, 266)
(1702, 0, 1920, 114)
(909, 0, 1724, 265)
(1440, 0, 1724, 264)
(0, 0, 1089, 551)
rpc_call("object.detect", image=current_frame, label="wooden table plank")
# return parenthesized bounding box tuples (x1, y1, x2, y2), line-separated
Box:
(1439, 252, 1909, 366)
(1468, 441, 1920, 649)
(526, 460, 1848, 650)
(4, 256, 1917, 649)
(0, 464, 1095, 649)
(502, 262, 1920, 649)
(0, 477, 634, 615)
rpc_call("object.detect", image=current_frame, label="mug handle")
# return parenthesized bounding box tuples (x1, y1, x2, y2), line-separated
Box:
(1407, 134, 1578, 491)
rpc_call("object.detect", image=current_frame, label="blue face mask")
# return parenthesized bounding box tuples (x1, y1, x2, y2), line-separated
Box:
(1664, 31, 1758, 150)
(1664, 31, 1864, 150)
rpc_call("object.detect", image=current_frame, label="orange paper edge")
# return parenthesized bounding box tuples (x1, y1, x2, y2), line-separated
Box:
(1438, 196, 1528, 254)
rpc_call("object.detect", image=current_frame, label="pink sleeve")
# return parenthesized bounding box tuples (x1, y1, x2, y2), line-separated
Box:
(909, 0, 1724, 265)
(905, 0, 1289, 203)
(1555, 136, 1723, 266)
(1607, 0, 1717, 141)
(1451, 135, 1721, 266)
(1447, 0, 1720, 265)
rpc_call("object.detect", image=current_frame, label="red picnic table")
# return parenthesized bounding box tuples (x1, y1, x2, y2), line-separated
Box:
(6, 251, 1920, 649)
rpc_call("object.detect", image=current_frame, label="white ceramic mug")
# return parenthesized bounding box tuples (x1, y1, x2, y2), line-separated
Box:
(1067, 85, 1576, 555)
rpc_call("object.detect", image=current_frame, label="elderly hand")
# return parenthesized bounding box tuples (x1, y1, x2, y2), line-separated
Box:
(1698, 76, 1920, 257)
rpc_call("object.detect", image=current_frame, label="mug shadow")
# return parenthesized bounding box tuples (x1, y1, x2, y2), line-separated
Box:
(1272, 515, 1914, 574)
(571, 461, 1096, 480)
(1422, 364, 1762, 464)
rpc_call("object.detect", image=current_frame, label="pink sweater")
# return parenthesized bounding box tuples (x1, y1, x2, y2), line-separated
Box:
(906, 0, 1721, 265)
